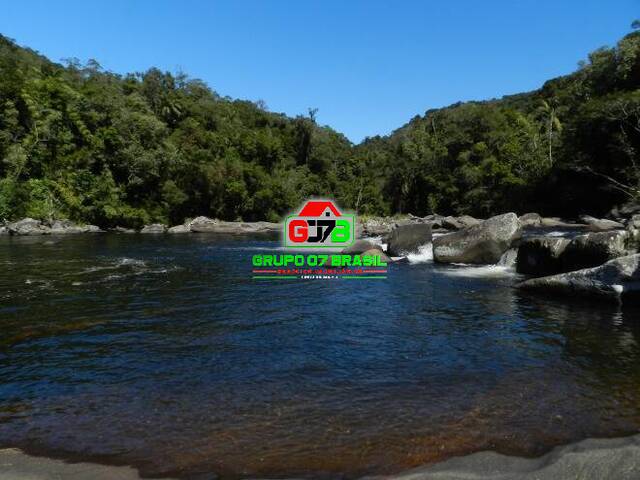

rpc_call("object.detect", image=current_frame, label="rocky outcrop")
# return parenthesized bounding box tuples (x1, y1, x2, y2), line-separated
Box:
(561, 230, 633, 272)
(579, 215, 625, 232)
(516, 237, 571, 276)
(7, 218, 51, 235)
(433, 213, 521, 264)
(517, 254, 640, 303)
(386, 223, 432, 256)
(140, 223, 167, 234)
(442, 215, 481, 231)
(519, 212, 543, 227)
(539, 217, 587, 229)
(342, 239, 377, 254)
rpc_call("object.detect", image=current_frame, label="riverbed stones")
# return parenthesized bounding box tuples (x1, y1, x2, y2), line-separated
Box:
(7, 218, 51, 235)
(140, 223, 167, 234)
(433, 213, 521, 264)
(516, 237, 571, 276)
(517, 254, 640, 303)
(386, 223, 432, 256)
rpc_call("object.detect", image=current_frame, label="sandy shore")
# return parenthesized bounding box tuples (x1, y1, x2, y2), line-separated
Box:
(2, 434, 640, 479)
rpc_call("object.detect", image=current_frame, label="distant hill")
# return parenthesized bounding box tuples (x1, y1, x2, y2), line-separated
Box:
(1, 28, 639, 227)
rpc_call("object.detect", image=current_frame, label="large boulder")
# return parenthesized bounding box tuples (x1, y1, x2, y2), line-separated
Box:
(386, 223, 432, 256)
(433, 213, 521, 264)
(8, 218, 51, 235)
(561, 230, 633, 272)
(517, 254, 640, 303)
(516, 236, 571, 276)
(113, 226, 136, 234)
(342, 239, 377, 254)
(579, 215, 625, 232)
(442, 215, 481, 231)
(140, 223, 167, 234)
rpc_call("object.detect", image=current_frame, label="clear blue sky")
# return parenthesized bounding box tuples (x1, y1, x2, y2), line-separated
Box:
(1, 0, 637, 142)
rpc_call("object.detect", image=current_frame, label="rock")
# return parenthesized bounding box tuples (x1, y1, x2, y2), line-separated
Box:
(113, 226, 136, 234)
(48, 219, 104, 234)
(140, 223, 167, 234)
(386, 223, 432, 256)
(8, 218, 51, 236)
(442, 215, 481, 230)
(189, 217, 279, 234)
(360, 217, 394, 236)
(360, 248, 392, 263)
(342, 239, 377, 254)
(519, 212, 542, 227)
(561, 230, 633, 272)
(0, 225, 7, 235)
(167, 224, 191, 234)
(539, 217, 584, 228)
(517, 254, 640, 303)
(628, 214, 640, 230)
(579, 215, 625, 232)
(516, 236, 571, 276)
(608, 201, 640, 222)
(433, 213, 521, 264)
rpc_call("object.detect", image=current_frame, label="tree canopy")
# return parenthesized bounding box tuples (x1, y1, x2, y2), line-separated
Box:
(0, 27, 639, 227)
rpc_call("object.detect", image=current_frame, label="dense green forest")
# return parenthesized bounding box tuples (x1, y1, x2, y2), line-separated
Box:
(0, 27, 639, 227)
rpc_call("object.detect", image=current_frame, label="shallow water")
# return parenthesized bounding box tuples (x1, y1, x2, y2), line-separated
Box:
(1, 234, 640, 479)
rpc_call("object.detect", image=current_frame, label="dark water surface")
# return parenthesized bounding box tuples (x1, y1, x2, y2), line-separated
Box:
(1, 234, 640, 479)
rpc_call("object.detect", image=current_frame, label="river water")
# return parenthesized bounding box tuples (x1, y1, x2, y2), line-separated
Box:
(1, 233, 640, 478)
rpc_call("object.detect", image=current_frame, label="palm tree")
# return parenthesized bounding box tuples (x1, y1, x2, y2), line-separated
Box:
(538, 100, 562, 167)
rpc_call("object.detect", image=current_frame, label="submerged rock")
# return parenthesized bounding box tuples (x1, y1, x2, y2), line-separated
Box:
(7, 218, 51, 236)
(433, 213, 521, 264)
(517, 254, 640, 303)
(516, 237, 571, 276)
(386, 223, 432, 256)
(140, 223, 167, 234)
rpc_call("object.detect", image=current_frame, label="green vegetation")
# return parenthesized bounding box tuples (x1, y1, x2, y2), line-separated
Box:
(1, 26, 639, 227)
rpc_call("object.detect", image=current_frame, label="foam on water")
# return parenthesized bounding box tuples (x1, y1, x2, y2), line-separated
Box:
(407, 243, 433, 264)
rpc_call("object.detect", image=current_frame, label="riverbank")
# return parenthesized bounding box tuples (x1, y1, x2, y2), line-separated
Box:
(2, 434, 640, 480)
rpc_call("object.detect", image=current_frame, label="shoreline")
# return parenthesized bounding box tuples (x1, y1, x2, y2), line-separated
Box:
(2, 434, 640, 480)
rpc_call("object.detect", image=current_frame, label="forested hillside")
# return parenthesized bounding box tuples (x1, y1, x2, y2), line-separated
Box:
(1, 27, 639, 227)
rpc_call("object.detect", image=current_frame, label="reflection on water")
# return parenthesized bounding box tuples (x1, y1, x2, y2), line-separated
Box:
(1, 234, 640, 479)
